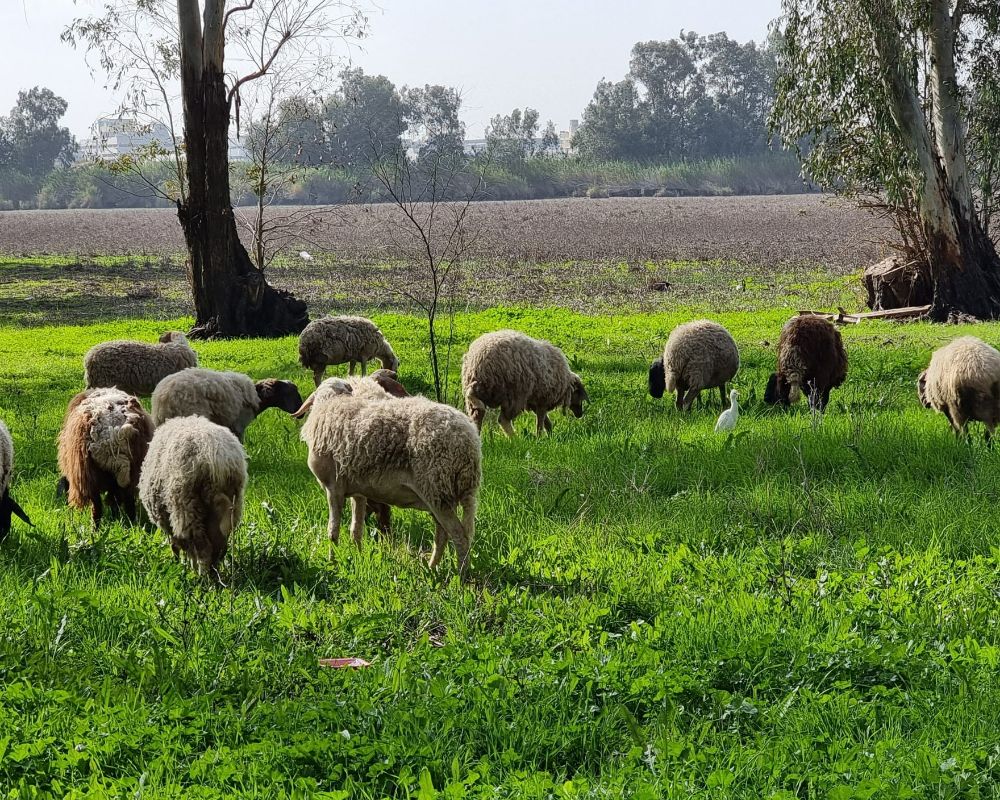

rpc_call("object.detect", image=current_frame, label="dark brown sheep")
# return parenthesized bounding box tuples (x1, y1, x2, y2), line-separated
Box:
(764, 315, 848, 411)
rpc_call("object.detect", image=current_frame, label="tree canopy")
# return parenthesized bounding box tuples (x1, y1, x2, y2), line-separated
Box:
(0, 87, 75, 203)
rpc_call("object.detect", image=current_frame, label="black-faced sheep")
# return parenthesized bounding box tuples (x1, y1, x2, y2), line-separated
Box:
(918, 336, 1000, 441)
(57, 388, 155, 527)
(139, 416, 247, 577)
(764, 315, 848, 411)
(461, 330, 588, 436)
(298, 316, 399, 386)
(0, 421, 31, 540)
(648, 320, 740, 411)
(84, 331, 198, 396)
(294, 378, 480, 576)
(151, 368, 302, 441)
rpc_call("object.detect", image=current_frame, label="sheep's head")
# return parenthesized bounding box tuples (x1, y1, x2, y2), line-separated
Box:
(916, 370, 931, 407)
(256, 379, 305, 414)
(648, 358, 666, 399)
(159, 331, 189, 345)
(292, 378, 353, 418)
(764, 372, 790, 406)
(567, 374, 588, 418)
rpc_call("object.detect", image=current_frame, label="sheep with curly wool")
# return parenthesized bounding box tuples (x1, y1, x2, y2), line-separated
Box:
(151, 368, 302, 441)
(648, 320, 740, 411)
(139, 415, 247, 577)
(918, 336, 1000, 441)
(294, 378, 480, 576)
(0, 421, 31, 540)
(461, 330, 588, 436)
(57, 388, 155, 527)
(298, 316, 399, 386)
(84, 331, 198, 396)
(764, 315, 848, 411)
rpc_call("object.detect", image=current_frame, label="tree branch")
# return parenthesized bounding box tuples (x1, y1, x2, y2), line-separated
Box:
(226, 29, 292, 108)
(224, 1, 255, 31)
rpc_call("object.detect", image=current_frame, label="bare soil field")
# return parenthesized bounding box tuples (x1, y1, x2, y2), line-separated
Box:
(0, 195, 889, 267)
(0, 195, 891, 323)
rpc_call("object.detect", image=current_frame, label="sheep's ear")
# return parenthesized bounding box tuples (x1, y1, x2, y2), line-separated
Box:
(0, 489, 31, 539)
(371, 371, 409, 398)
(648, 358, 666, 399)
(763, 373, 779, 405)
(575, 376, 589, 403)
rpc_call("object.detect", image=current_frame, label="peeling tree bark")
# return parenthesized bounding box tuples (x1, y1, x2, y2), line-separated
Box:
(862, 0, 1000, 319)
(175, 0, 309, 338)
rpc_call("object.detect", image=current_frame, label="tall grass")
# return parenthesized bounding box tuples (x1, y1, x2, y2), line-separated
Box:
(1, 307, 1000, 796)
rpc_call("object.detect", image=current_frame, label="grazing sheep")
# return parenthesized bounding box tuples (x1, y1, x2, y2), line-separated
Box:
(294, 378, 481, 576)
(461, 329, 588, 436)
(84, 332, 198, 396)
(57, 388, 155, 527)
(298, 316, 399, 386)
(648, 320, 740, 411)
(151, 368, 302, 441)
(139, 416, 247, 577)
(918, 336, 1000, 441)
(0, 421, 31, 540)
(764, 315, 848, 411)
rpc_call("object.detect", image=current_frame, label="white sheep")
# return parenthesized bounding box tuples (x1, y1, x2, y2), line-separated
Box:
(461, 329, 588, 436)
(139, 415, 247, 577)
(0, 421, 31, 540)
(151, 368, 303, 441)
(648, 320, 740, 410)
(918, 336, 1000, 441)
(84, 331, 198, 396)
(298, 316, 399, 386)
(57, 388, 155, 527)
(294, 378, 480, 576)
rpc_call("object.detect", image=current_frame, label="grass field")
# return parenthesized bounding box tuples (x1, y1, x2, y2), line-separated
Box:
(3, 301, 1000, 798)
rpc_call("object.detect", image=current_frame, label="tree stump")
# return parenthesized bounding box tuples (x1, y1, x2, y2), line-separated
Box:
(863, 256, 932, 311)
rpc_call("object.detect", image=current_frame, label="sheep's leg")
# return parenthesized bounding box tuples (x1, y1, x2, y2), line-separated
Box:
(429, 506, 470, 578)
(312, 367, 325, 388)
(535, 411, 552, 436)
(123, 494, 137, 525)
(360, 360, 368, 376)
(719, 385, 726, 406)
(348, 361, 356, 376)
(91, 495, 104, 529)
(324, 485, 345, 559)
(682, 388, 699, 412)
(349, 496, 367, 547)
(429, 520, 449, 570)
(498, 412, 517, 438)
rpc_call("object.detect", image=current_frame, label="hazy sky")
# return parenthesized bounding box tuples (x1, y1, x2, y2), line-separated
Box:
(1, 0, 781, 139)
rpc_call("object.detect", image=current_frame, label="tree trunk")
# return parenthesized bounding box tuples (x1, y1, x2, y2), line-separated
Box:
(175, 0, 308, 339)
(863, 0, 1000, 320)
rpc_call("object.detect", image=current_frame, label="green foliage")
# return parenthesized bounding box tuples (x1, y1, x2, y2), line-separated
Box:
(0, 87, 75, 206)
(2, 306, 1000, 795)
(574, 32, 776, 162)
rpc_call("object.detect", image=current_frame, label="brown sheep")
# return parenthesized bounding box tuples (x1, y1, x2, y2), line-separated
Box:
(57, 388, 156, 527)
(764, 315, 848, 411)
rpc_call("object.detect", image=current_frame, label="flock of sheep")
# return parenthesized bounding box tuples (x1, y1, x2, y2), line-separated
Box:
(0, 311, 995, 581)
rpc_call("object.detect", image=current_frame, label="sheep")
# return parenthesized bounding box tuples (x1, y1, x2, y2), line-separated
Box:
(84, 331, 198, 396)
(151, 368, 302, 441)
(648, 320, 740, 411)
(0, 421, 31, 540)
(918, 336, 1000, 441)
(294, 378, 481, 576)
(764, 315, 848, 411)
(57, 388, 155, 527)
(298, 316, 399, 386)
(139, 415, 247, 577)
(461, 329, 588, 436)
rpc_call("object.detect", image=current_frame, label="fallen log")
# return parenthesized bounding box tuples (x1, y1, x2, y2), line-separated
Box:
(797, 304, 930, 324)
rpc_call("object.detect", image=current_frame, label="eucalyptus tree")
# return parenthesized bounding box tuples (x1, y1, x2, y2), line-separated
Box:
(65, 0, 366, 337)
(772, 0, 1000, 318)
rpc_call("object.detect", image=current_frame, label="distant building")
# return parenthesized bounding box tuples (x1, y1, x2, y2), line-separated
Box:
(79, 116, 249, 163)
(558, 119, 579, 155)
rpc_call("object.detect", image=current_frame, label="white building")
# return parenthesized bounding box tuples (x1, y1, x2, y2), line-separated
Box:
(79, 117, 249, 163)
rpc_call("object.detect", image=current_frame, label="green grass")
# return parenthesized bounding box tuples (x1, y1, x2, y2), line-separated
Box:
(3, 308, 1000, 797)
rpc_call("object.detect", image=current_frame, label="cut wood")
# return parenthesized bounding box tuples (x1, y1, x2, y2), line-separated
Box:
(797, 304, 930, 324)
(862, 256, 932, 311)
